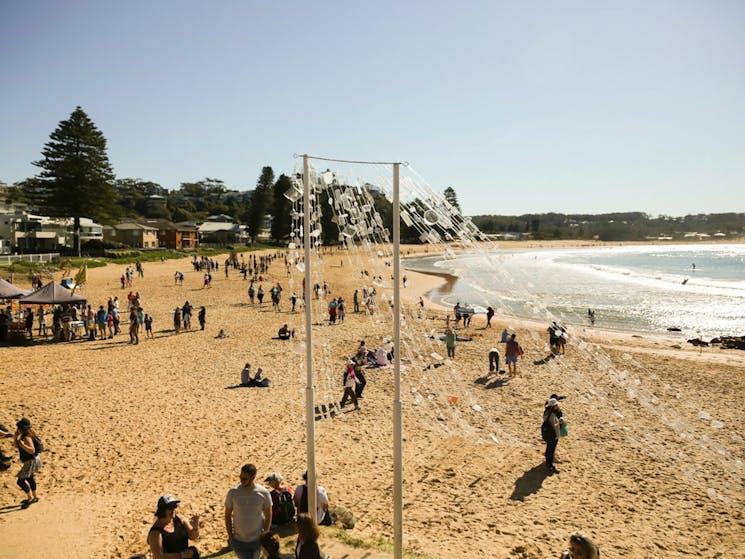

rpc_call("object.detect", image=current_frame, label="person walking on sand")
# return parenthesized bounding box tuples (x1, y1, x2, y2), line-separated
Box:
(173, 307, 182, 334)
(225, 463, 272, 559)
(144, 313, 154, 339)
(486, 306, 494, 328)
(129, 307, 140, 344)
(14, 418, 42, 509)
(542, 398, 565, 474)
(444, 326, 456, 359)
(505, 333, 524, 376)
(339, 360, 360, 410)
(198, 306, 206, 331)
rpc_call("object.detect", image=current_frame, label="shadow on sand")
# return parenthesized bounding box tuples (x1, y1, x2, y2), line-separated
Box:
(533, 353, 556, 366)
(510, 464, 552, 501)
(474, 373, 509, 389)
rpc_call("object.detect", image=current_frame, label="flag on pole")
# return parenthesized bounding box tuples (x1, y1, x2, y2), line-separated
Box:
(72, 264, 87, 294)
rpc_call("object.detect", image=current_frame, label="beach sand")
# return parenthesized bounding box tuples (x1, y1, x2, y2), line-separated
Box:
(1, 243, 743, 559)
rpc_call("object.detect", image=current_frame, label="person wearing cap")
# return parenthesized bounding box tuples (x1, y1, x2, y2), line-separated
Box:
(225, 463, 272, 559)
(543, 399, 565, 474)
(147, 494, 200, 559)
(13, 418, 42, 508)
(264, 472, 295, 526)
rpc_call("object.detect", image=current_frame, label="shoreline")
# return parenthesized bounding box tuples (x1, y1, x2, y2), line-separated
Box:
(402, 243, 745, 342)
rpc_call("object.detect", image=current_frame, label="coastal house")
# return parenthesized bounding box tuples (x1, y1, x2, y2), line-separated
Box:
(0, 212, 103, 251)
(140, 218, 199, 249)
(198, 215, 243, 245)
(103, 222, 159, 248)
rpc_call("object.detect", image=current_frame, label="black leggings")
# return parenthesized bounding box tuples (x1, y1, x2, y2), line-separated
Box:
(545, 439, 558, 468)
(17, 476, 36, 493)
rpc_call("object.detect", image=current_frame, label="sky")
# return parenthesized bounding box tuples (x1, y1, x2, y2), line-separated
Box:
(1, 0, 744, 217)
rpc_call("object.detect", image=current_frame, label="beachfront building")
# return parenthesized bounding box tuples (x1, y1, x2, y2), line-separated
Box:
(103, 222, 159, 248)
(198, 215, 244, 246)
(0, 212, 103, 252)
(140, 218, 199, 249)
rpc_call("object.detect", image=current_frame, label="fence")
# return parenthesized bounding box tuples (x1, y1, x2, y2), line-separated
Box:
(0, 253, 60, 266)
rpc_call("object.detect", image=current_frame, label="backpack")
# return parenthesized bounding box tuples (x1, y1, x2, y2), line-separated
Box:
(541, 417, 557, 442)
(275, 490, 296, 525)
(32, 436, 44, 455)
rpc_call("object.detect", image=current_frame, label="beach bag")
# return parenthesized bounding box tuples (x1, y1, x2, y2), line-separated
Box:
(32, 436, 44, 455)
(275, 490, 296, 525)
(541, 418, 556, 442)
(559, 422, 569, 437)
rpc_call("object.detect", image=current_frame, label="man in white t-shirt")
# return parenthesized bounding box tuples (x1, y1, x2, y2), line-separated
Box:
(293, 471, 331, 525)
(225, 463, 272, 559)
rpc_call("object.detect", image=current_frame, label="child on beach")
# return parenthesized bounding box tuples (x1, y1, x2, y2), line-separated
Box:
(144, 314, 153, 338)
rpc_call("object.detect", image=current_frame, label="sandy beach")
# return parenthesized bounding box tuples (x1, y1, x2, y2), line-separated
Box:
(1, 242, 743, 559)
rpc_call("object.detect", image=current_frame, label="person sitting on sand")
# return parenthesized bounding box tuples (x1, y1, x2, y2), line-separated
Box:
(264, 472, 295, 526)
(295, 513, 325, 559)
(260, 531, 292, 559)
(275, 324, 294, 340)
(559, 532, 599, 559)
(294, 472, 331, 526)
(147, 493, 200, 559)
(240, 366, 271, 388)
(240, 363, 252, 386)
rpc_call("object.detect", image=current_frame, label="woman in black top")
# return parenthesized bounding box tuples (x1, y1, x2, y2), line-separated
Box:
(147, 494, 200, 559)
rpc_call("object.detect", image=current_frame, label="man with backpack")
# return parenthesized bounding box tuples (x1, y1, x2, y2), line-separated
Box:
(264, 472, 295, 527)
(542, 398, 565, 474)
(293, 471, 332, 526)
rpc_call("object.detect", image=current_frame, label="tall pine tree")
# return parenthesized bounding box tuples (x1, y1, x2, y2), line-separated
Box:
(29, 106, 117, 254)
(443, 186, 461, 213)
(270, 174, 293, 242)
(246, 166, 274, 243)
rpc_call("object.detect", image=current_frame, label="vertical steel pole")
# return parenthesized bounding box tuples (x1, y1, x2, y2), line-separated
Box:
(303, 154, 317, 520)
(392, 162, 403, 559)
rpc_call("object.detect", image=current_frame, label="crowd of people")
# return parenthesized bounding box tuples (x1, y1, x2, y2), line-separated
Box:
(145, 465, 334, 559)
(1, 251, 604, 559)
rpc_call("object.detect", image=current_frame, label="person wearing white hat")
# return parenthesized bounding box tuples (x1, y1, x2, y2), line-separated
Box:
(542, 399, 565, 474)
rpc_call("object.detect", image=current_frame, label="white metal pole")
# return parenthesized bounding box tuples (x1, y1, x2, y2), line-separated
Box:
(303, 154, 317, 520)
(392, 162, 403, 559)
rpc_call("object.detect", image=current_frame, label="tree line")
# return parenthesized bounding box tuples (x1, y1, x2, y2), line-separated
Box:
(470, 212, 745, 241)
(3, 107, 742, 251)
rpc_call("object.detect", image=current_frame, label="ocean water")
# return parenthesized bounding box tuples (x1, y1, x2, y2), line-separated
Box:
(405, 244, 745, 339)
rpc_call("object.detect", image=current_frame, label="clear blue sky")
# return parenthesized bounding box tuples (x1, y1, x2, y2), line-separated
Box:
(1, 1, 743, 217)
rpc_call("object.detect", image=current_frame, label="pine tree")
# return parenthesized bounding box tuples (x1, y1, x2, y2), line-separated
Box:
(246, 166, 274, 243)
(270, 174, 293, 242)
(443, 186, 461, 213)
(28, 106, 117, 254)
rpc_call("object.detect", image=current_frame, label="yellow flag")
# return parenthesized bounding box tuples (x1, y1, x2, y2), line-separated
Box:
(72, 264, 87, 293)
